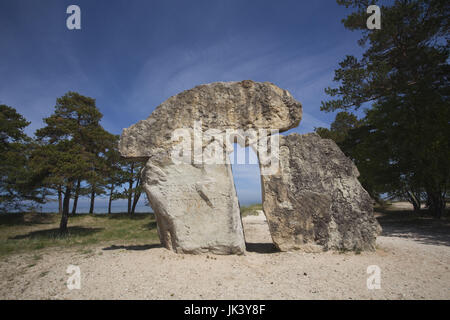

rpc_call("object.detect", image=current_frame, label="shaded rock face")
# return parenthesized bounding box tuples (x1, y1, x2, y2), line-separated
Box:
(120, 80, 302, 254)
(261, 133, 381, 252)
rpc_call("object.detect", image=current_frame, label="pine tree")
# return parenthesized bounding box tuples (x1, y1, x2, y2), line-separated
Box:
(321, 0, 449, 217)
(0, 105, 44, 212)
(34, 92, 107, 232)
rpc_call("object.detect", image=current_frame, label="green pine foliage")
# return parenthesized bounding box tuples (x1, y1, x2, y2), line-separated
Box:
(317, 0, 449, 218)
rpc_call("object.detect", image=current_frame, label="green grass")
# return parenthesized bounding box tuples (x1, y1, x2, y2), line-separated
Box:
(0, 212, 159, 258)
(240, 204, 263, 217)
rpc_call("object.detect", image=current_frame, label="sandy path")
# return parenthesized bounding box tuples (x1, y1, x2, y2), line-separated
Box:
(1, 211, 449, 300)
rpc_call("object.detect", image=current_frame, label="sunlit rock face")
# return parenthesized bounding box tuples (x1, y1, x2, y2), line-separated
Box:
(120, 80, 302, 254)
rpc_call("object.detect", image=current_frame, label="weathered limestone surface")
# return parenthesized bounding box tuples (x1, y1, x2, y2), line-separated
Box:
(261, 133, 381, 252)
(119, 80, 302, 159)
(143, 162, 244, 254)
(120, 80, 302, 254)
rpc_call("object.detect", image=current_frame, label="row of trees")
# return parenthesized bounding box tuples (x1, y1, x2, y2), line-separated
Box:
(0, 92, 145, 232)
(316, 0, 449, 218)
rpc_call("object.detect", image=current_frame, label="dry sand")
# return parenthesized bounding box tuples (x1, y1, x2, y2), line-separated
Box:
(1, 206, 449, 300)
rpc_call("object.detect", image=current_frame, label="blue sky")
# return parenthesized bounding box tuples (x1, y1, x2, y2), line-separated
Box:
(0, 0, 365, 208)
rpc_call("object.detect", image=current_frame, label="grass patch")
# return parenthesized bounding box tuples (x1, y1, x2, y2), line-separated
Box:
(0, 212, 160, 258)
(240, 204, 263, 217)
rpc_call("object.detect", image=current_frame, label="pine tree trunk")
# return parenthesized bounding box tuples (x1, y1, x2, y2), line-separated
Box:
(127, 163, 134, 214)
(71, 179, 81, 215)
(108, 184, 114, 214)
(407, 190, 421, 213)
(131, 190, 141, 215)
(89, 185, 95, 214)
(127, 187, 132, 214)
(412, 200, 420, 213)
(427, 190, 445, 219)
(60, 185, 72, 233)
(57, 185, 63, 215)
(130, 175, 141, 214)
(433, 194, 445, 219)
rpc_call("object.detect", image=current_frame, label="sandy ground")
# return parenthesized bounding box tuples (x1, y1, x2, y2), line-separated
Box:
(0, 209, 449, 300)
